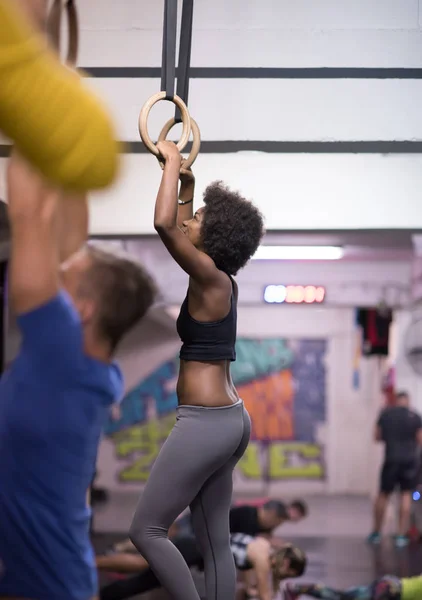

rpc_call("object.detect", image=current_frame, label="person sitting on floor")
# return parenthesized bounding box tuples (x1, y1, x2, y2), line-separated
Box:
(97, 535, 307, 600)
(110, 498, 309, 554)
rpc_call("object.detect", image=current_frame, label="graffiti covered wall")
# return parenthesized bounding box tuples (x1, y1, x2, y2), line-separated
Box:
(103, 338, 327, 484)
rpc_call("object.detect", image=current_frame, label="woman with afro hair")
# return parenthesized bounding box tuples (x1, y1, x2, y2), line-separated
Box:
(129, 140, 264, 600)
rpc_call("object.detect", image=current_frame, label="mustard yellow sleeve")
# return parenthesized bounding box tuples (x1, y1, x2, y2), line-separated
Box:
(0, 0, 120, 191)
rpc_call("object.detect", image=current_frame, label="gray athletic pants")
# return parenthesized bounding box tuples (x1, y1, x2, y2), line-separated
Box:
(129, 399, 251, 600)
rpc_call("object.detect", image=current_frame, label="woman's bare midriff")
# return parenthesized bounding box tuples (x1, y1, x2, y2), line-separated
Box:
(177, 359, 239, 407)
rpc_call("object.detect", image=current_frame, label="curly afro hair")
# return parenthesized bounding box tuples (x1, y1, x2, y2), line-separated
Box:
(201, 181, 264, 275)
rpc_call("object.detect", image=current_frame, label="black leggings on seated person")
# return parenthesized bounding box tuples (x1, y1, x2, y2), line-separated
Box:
(100, 535, 203, 600)
(129, 400, 251, 600)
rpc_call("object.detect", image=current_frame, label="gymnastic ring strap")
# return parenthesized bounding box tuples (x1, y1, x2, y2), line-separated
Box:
(47, 0, 79, 67)
(158, 117, 201, 169)
(174, 0, 194, 123)
(138, 92, 191, 157)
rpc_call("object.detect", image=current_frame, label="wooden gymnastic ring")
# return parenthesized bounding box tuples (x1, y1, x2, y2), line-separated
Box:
(47, 0, 79, 67)
(138, 92, 191, 157)
(158, 117, 201, 169)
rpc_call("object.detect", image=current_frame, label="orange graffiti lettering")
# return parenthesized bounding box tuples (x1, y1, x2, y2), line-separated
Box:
(238, 371, 294, 441)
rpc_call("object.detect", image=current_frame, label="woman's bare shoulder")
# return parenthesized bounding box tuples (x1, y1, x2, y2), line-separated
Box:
(247, 536, 271, 558)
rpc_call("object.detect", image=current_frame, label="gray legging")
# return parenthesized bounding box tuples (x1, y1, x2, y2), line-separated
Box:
(129, 399, 251, 600)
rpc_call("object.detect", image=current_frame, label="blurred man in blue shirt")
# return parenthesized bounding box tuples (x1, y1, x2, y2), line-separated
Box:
(0, 154, 155, 600)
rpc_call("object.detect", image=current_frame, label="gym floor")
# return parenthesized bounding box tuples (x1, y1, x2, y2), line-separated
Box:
(93, 494, 422, 599)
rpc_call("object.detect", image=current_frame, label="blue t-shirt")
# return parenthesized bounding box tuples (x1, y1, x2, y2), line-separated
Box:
(0, 292, 123, 600)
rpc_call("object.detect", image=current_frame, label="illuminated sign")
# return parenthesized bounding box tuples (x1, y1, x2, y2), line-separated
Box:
(264, 285, 326, 304)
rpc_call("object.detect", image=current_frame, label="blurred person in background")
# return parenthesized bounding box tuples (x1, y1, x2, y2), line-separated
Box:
(368, 391, 422, 547)
(107, 499, 309, 555)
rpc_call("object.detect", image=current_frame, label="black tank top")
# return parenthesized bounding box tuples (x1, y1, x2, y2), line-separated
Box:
(176, 277, 237, 362)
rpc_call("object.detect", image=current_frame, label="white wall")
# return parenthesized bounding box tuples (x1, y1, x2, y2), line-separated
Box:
(394, 250, 422, 415)
(86, 153, 422, 234)
(84, 78, 422, 143)
(79, 0, 422, 233)
(1, 152, 422, 234)
(2, 0, 422, 232)
(77, 0, 421, 69)
(393, 309, 422, 414)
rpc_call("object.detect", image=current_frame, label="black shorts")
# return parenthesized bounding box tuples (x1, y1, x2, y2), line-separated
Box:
(380, 460, 419, 493)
